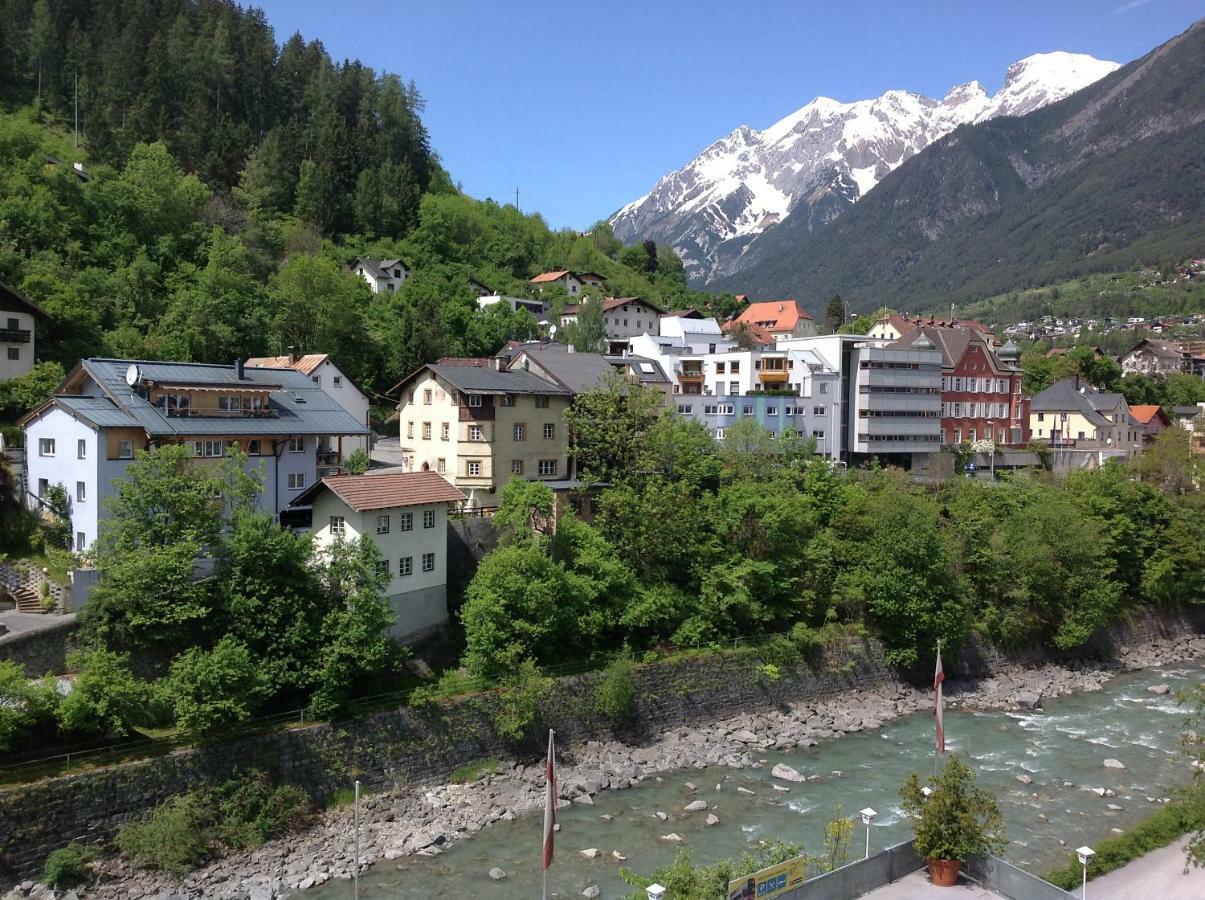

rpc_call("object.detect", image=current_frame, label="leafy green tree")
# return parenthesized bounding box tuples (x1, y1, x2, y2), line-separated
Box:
(563, 293, 606, 353)
(564, 371, 664, 483)
(57, 649, 152, 737)
(824, 294, 845, 333)
(492, 477, 555, 544)
(0, 360, 64, 419)
(165, 637, 266, 735)
(268, 255, 371, 382)
(0, 660, 59, 751)
(344, 447, 370, 475)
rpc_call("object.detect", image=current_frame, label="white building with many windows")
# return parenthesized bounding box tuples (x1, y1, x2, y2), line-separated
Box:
(295, 472, 466, 641)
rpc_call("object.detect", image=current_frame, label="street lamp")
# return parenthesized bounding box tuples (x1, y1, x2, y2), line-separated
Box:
(1075, 846, 1094, 900)
(646, 884, 667, 900)
(921, 786, 933, 800)
(860, 807, 877, 859)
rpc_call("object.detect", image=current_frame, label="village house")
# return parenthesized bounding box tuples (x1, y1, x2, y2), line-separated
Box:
(294, 472, 465, 642)
(528, 270, 606, 296)
(353, 257, 409, 294)
(731, 299, 817, 340)
(503, 341, 672, 404)
(1119, 338, 1196, 377)
(0, 282, 48, 382)
(1129, 404, 1172, 442)
(1028, 378, 1143, 455)
(391, 359, 572, 508)
(476, 294, 548, 318)
(20, 359, 370, 551)
(558, 296, 662, 354)
(889, 325, 1028, 447)
(245, 352, 372, 461)
(868, 314, 993, 343)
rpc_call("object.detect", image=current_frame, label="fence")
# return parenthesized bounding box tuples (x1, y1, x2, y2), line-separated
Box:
(965, 853, 1074, 900)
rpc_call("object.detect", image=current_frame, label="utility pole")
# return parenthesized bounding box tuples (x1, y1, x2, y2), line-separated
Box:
(515, 187, 520, 212)
(74, 71, 79, 149)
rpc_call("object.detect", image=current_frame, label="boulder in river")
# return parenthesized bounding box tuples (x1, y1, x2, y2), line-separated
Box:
(706, 813, 720, 827)
(660, 833, 683, 843)
(771, 763, 805, 782)
(1147, 684, 1171, 695)
(489, 868, 507, 880)
(579, 848, 600, 859)
(1103, 758, 1125, 769)
(684, 800, 708, 812)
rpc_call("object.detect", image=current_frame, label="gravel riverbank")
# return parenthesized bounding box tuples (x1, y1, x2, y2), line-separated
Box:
(9, 631, 1205, 900)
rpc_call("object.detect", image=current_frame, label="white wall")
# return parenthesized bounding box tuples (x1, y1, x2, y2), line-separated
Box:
(24, 409, 101, 551)
(0, 308, 37, 380)
(309, 360, 371, 457)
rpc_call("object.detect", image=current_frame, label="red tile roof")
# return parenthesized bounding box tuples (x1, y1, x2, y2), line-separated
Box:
(1129, 405, 1166, 425)
(246, 354, 329, 376)
(734, 299, 813, 332)
(312, 472, 466, 512)
(721, 320, 775, 347)
(530, 270, 572, 284)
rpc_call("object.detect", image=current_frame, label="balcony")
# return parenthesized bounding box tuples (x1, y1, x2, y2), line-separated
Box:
(758, 368, 788, 384)
(163, 407, 277, 419)
(317, 450, 341, 467)
(459, 405, 496, 421)
(0, 328, 31, 344)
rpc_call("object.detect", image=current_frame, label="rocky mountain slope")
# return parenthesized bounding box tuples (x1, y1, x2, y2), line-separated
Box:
(609, 53, 1118, 285)
(712, 19, 1205, 314)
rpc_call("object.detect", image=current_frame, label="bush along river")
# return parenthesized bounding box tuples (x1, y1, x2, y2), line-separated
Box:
(75, 632, 1205, 900)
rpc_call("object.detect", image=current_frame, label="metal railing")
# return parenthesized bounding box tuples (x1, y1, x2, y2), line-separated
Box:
(0, 327, 31, 343)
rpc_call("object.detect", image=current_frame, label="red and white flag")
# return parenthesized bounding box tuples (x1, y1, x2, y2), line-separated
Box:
(934, 643, 946, 754)
(542, 729, 557, 871)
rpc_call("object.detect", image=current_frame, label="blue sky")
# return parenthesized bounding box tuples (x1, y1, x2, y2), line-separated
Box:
(249, 0, 1205, 231)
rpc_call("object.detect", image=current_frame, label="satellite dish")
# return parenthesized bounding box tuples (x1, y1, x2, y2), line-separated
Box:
(548, 324, 558, 338)
(125, 364, 141, 387)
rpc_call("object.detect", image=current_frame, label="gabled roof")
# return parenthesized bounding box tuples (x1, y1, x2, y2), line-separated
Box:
(0, 281, 49, 319)
(734, 299, 813, 331)
(562, 297, 662, 317)
(1029, 378, 1124, 429)
(246, 354, 329, 376)
(530, 270, 573, 284)
(721, 320, 774, 347)
(662, 308, 703, 319)
(354, 257, 408, 280)
(293, 471, 465, 512)
(891, 324, 1015, 374)
(506, 344, 617, 394)
(391, 361, 570, 398)
(1129, 405, 1168, 426)
(614, 355, 670, 384)
(20, 395, 141, 429)
(46, 358, 369, 437)
(1123, 338, 1187, 360)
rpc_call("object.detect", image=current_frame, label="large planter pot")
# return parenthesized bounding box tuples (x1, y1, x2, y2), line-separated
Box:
(927, 858, 962, 886)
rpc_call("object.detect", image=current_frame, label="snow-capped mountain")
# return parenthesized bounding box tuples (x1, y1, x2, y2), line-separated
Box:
(609, 52, 1120, 285)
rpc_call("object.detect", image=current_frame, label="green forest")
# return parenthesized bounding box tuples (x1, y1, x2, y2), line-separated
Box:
(0, 0, 726, 415)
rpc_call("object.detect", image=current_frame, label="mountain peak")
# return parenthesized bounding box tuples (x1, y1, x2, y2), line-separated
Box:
(609, 49, 1121, 285)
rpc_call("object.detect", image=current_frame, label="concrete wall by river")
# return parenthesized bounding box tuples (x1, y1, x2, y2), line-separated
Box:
(0, 607, 1201, 883)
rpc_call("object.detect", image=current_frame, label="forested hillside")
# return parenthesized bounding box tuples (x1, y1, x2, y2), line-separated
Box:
(0, 0, 719, 407)
(715, 19, 1205, 315)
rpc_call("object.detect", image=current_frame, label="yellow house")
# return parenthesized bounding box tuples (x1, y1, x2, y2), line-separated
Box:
(392, 360, 572, 507)
(1028, 377, 1143, 454)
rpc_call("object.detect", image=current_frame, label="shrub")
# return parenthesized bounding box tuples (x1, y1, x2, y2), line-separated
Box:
(594, 657, 637, 724)
(165, 637, 266, 736)
(43, 842, 95, 888)
(757, 634, 802, 671)
(900, 757, 1005, 861)
(789, 622, 824, 658)
(56, 649, 150, 738)
(116, 794, 214, 876)
(344, 448, 370, 475)
(491, 659, 549, 743)
(450, 758, 500, 783)
(216, 770, 311, 849)
(756, 663, 782, 684)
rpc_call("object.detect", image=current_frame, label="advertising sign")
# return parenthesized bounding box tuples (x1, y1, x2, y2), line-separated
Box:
(726, 855, 806, 900)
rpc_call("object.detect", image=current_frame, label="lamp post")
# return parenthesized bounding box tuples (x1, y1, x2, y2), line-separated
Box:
(921, 786, 933, 801)
(860, 807, 877, 859)
(646, 883, 667, 900)
(1076, 846, 1095, 900)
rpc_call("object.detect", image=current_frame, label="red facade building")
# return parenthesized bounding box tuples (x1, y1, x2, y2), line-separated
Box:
(892, 324, 1028, 447)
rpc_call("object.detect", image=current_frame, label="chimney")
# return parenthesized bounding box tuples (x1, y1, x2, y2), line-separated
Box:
(287, 345, 298, 364)
(235, 358, 244, 380)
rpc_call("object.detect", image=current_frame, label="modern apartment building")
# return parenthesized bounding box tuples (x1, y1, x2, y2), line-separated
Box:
(20, 358, 370, 551)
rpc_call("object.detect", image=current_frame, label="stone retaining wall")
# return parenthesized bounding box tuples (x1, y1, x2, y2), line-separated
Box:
(0, 615, 76, 676)
(0, 608, 1200, 883)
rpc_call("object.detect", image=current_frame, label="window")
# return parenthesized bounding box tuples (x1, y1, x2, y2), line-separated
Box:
(1037, 413, 1045, 422)
(511, 459, 524, 475)
(513, 423, 526, 441)
(716, 362, 726, 374)
(421, 422, 432, 440)
(5, 317, 16, 330)
(247, 440, 260, 456)
(766, 405, 778, 416)
(968, 377, 977, 392)
(423, 389, 433, 405)
(76, 532, 86, 553)
(677, 404, 692, 415)
(813, 406, 826, 416)
(329, 516, 346, 535)
(502, 395, 515, 407)
(77, 439, 86, 459)
(311, 375, 321, 386)
(37, 478, 47, 496)
(715, 428, 726, 439)
(730, 381, 739, 394)
(288, 472, 305, 490)
(538, 459, 557, 476)
(376, 515, 390, 534)
(467, 394, 482, 408)
(6, 348, 18, 361)
(399, 556, 413, 576)
(423, 509, 435, 529)
(730, 362, 740, 374)
(38, 438, 55, 457)
(468, 424, 483, 441)
(76, 481, 86, 503)
(953, 377, 963, 391)
(718, 404, 734, 415)
(375, 559, 388, 576)
(968, 429, 977, 443)
(543, 423, 555, 440)
(333, 376, 342, 389)
(287, 437, 305, 452)
(953, 402, 963, 418)
(441, 422, 449, 441)
(407, 421, 414, 439)
(819, 382, 827, 394)
(436, 457, 446, 474)
(422, 552, 435, 573)
(535, 396, 550, 409)
(743, 404, 754, 415)
(812, 430, 825, 439)
(954, 429, 962, 444)
(1078, 431, 1086, 440)
(467, 460, 482, 477)
(400, 512, 413, 531)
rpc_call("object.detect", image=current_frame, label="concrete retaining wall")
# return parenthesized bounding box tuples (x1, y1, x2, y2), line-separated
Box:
(782, 842, 922, 900)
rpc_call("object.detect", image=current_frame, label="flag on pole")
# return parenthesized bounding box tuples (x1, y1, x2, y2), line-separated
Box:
(542, 729, 557, 871)
(934, 643, 946, 754)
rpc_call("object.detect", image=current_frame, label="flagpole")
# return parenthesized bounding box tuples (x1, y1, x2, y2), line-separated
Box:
(934, 640, 943, 778)
(542, 728, 556, 900)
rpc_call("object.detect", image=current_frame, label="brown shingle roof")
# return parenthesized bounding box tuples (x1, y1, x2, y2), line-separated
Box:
(303, 472, 466, 512)
(246, 354, 329, 376)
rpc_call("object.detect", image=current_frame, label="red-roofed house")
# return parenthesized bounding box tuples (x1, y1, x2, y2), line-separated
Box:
(732, 300, 816, 340)
(529, 270, 606, 296)
(293, 471, 466, 641)
(721, 320, 775, 349)
(1129, 404, 1171, 442)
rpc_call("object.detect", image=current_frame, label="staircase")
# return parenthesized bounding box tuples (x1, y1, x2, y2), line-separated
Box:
(0, 563, 50, 614)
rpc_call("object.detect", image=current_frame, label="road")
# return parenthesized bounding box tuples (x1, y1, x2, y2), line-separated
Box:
(1088, 836, 1205, 900)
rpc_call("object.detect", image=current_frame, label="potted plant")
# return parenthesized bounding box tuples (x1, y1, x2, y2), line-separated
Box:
(900, 757, 1005, 886)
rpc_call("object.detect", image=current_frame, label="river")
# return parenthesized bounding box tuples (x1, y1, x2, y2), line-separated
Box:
(305, 660, 1203, 899)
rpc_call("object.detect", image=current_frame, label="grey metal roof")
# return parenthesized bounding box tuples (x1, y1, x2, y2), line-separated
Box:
(426, 363, 570, 396)
(53, 396, 141, 428)
(75, 359, 369, 437)
(509, 346, 618, 394)
(616, 355, 670, 384)
(1029, 378, 1113, 428)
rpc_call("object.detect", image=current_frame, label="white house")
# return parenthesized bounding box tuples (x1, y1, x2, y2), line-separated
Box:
(476, 294, 548, 318)
(560, 297, 662, 355)
(0, 282, 48, 381)
(295, 472, 466, 641)
(246, 353, 372, 461)
(20, 358, 369, 551)
(353, 257, 409, 294)
(528, 270, 606, 296)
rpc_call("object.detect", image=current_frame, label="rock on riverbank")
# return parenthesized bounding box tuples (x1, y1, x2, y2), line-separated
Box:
(22, 632, 1205, 900)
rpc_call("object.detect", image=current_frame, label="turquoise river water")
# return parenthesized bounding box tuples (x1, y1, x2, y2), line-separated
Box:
(307, 660, 1204, 899)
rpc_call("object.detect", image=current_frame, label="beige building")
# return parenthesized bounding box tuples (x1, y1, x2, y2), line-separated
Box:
(0, 282, 48, 381)
(392, 360, 572, 508)
(1028, 377, 1143, 454)
(295, 472, 465, 641)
